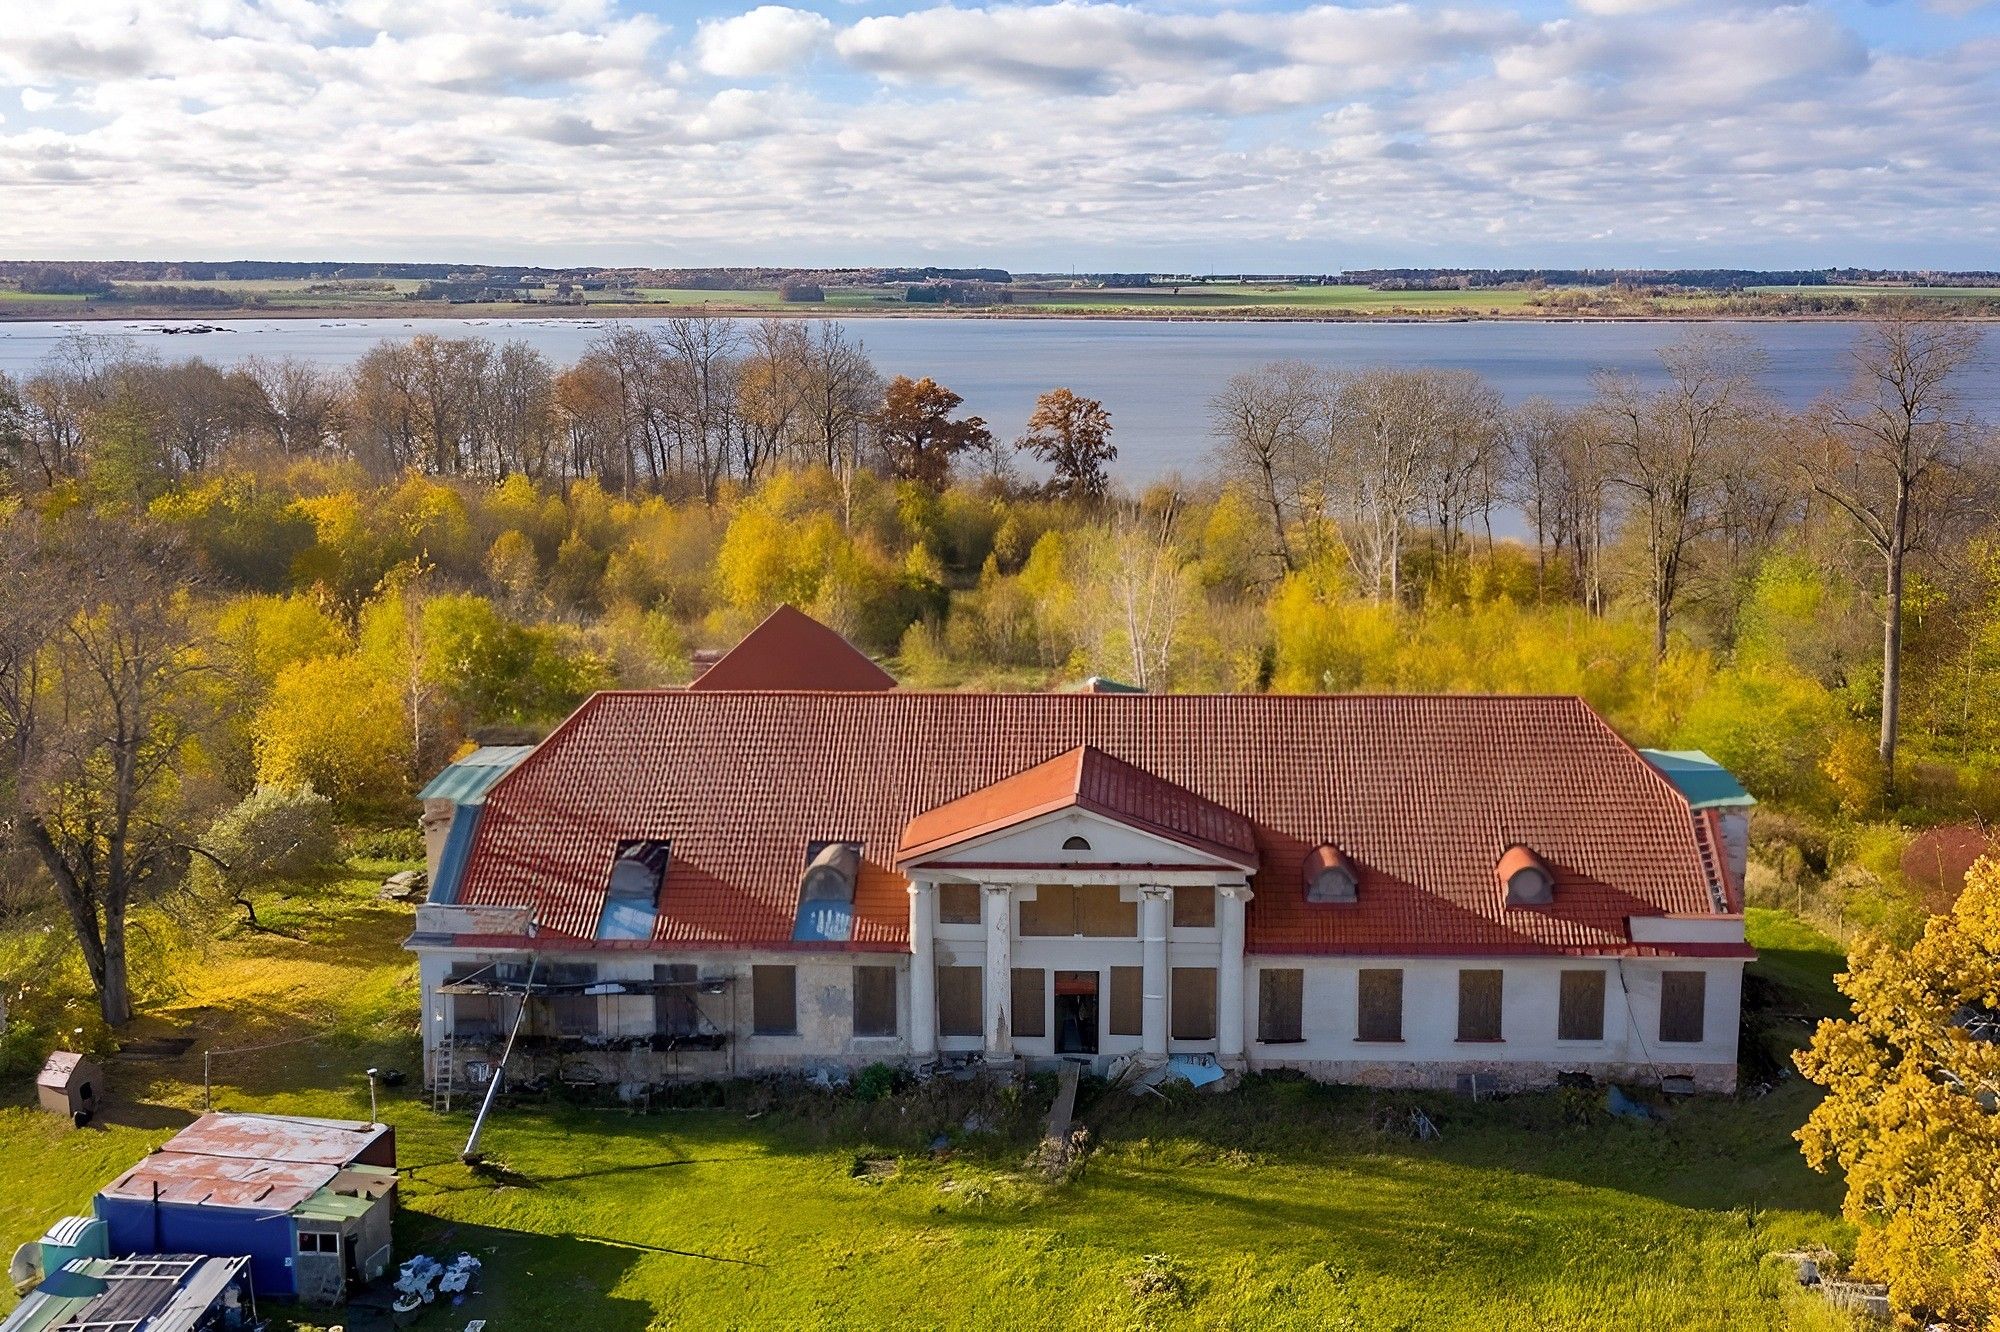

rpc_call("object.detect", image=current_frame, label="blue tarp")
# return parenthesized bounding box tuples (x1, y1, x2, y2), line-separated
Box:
(427, 806, 482, 906)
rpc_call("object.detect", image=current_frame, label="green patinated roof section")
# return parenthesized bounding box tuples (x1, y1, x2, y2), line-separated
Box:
(1639, 749, 1757, 809)
(417, 746, 536, 806)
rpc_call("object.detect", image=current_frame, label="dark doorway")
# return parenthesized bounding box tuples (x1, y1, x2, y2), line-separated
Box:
(1054, 971, 1099, 1055)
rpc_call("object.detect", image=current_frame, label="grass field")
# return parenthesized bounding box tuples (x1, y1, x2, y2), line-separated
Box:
(0, 871, 1862, 1330)
(1748, 284, 1998, 302)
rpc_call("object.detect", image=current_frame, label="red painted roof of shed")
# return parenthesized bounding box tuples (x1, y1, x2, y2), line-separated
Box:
(897, 745, 1260, 868)
(687, 605, 895, 693)
(454, 691, 1726, 956)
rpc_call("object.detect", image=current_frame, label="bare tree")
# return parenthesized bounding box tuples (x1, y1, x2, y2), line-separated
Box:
(1794, 312, 1987, 783)
(1205, 361, 1322, 573)
(0, 514, 212, 1026)
(736, 319, 811, 485)
(231, 355, 343, 457)
(1596, 332, 1767, 659)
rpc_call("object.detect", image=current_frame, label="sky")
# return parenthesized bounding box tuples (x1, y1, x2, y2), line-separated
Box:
(0, 0, 1996, 272)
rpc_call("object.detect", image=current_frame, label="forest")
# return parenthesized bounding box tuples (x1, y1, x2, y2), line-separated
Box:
(0, 311, 1994, 1033)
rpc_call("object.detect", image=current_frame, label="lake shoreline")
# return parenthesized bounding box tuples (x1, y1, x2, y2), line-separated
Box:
(4, 302, 1996, 328)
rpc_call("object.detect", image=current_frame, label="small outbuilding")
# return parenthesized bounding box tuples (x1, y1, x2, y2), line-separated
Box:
(36, 1051, 103, 1125)
(93, 1112, 398, 1305)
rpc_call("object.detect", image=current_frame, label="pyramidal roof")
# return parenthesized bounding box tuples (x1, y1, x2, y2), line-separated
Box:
(689, 605, 896, 693)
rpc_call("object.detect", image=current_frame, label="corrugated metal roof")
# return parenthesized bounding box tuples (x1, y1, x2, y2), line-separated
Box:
(101, 1152, 336, 1213)
(452, 689, 1730, 957)
(160, 1113, 389, 1167)
(417, 746, 535, 805)
(1640, 749, 1758, 809)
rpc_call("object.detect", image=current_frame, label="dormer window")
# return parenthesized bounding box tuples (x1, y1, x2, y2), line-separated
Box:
(1062, 835, 1092, 851)
(598, 840, 669, 940)
(1303, 842, 1357, 904)
(1497, 845, 1553, 906)
(794, 841, 860, 942)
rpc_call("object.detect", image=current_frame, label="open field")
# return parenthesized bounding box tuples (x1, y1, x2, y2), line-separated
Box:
(0, 868, 1862, 1330)
(5, 278, 1992, 324)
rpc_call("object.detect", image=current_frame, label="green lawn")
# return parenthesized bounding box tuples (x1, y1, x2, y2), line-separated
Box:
(1748, 284, 1998, 302)
(0, 875, 1861, 1330)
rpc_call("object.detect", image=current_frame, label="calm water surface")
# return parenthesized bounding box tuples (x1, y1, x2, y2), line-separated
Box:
(2, 317, 1993, 482)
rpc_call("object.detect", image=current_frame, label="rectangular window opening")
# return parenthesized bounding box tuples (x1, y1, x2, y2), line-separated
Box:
(1020, 884, 1137, 937)
(1171, 967, 1217, 1042)
(1107, 966, 1143, 1036)
(938, 883, 980, 925)
(1357, 968, 1403, 1043)
(853, 965, 896, 1038)
(937, 965, 981, 1038)
(1257, 968, 1304, 1044)
(1011, 968, 1047, 1039)
(1659, 970, 1707, 1044)
(1172, 886, 1216, 929)
(1457, 969, 1504, 1043)
(654, 963, 699, 1037)
(752, 964, 797, 1036)
(1558, 969, 1606, 1042)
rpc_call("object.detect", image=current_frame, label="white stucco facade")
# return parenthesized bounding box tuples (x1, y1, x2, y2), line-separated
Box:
(411, 804, 1746, 1097)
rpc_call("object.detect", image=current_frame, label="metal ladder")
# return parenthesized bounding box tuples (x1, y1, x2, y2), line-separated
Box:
(432, 1033, 456, 1114)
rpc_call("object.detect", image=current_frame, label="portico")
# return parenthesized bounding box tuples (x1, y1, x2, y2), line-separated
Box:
(895, 745, 1260, 1071)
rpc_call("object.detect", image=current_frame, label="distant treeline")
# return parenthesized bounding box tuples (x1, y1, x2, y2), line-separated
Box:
(1343, 268, 2000, 291)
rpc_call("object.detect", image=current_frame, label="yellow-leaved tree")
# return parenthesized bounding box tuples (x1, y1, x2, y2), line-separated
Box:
(1795, 857, 2000, 1329)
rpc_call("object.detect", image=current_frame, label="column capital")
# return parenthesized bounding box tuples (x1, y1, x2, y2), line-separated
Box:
(1219, 882, 1255, 903)
(980, 882, 1011, 896)
(906, 879, 935, 899)
(1139, 883, 1175, 901)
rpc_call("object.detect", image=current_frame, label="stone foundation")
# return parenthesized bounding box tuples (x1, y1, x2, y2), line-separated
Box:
(1250, 1056, 1738, 1095)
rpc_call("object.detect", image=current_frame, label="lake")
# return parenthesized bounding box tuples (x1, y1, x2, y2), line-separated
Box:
(2, 317, 1994, 483)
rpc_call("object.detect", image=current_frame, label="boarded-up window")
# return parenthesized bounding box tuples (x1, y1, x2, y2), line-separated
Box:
(937, 965, 981, 1038)
(752, 965, 796, 1035)
(1457, 969, 1504, 1042)
(1557, 970, 1605, 1042)
(1107, 966, 1144, 1036)
(1171, 967, 1217, 1041)
(654, 963, 699, 1036)
(1357, 968, 1403, 1042)
(1011, 968, 1046, 1038)
(938, 883, 980, 925)
(1257, 968, 1304, 1043)
(1172, 886, 1216, 928)
(853, 965, 896, 1037)
(1659, 970, 1707, 1043)
(1019, 885, 1137, 937)
(547, 964, 598, 1035)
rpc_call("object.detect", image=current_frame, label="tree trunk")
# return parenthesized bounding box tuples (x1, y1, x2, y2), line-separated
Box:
(1880, 495, 1909, 793)
(101, 910, 134, 1026)
(1653, 587, 1670, 662)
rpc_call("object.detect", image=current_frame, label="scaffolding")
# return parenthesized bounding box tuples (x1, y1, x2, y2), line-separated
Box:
(436, 964, 741, 1093)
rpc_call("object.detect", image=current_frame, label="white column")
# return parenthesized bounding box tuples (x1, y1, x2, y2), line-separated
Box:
(1217, 882, 1254, 1067)
(1140, 885, 1172, 1061)
(982, 883, 1013, 1059)
(907, 880, 937, 1062)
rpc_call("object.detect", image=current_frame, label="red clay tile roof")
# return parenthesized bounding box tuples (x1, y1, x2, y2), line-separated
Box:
(454, 691, 1729, 956)
(688, 605, 895, 693)
(897, 745, 1260, 868)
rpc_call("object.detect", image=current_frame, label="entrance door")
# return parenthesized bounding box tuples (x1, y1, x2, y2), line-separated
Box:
(1053, 971, 1099, 1055)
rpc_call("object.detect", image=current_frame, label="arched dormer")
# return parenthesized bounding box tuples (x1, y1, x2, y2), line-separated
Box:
(1497, 845, 1553, 906)
(1303, 842, 1357, 904)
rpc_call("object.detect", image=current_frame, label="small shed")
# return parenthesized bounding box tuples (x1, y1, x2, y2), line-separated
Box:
(37, 1051, 103, 1125)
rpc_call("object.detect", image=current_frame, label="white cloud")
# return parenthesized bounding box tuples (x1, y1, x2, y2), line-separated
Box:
(0, 1, 1990, 266)
(695, 6, 832, 77)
